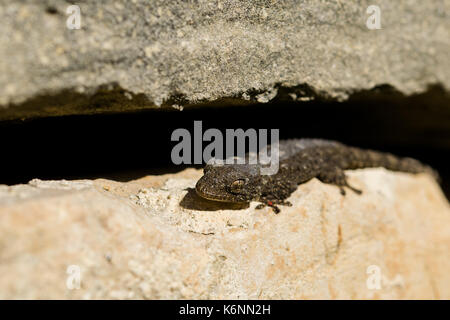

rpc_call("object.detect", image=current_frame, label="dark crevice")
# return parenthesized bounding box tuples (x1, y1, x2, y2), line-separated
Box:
(0, 84, 449, 199)
(45, 7, 59, 15)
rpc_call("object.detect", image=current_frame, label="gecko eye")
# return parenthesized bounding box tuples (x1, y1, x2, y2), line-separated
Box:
(230, 179, 247, 191)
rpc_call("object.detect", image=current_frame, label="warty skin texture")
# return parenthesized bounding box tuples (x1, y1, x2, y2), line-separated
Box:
(195, 139, 438, 213)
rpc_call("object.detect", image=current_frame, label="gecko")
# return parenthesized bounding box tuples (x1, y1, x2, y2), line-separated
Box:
(195, 139, 439, 213)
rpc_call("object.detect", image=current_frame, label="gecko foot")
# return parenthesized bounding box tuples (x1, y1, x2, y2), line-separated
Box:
(256, 199, 292, 214)
(256, 202, 280, 214)
(339, 185, 362, 195)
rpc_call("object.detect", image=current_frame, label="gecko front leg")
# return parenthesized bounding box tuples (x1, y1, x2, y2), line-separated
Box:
(255, 198, 292, 214)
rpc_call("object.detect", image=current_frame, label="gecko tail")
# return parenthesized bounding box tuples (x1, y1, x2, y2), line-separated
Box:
(393, 156, 441, 183)
(348, 148, 441, 183)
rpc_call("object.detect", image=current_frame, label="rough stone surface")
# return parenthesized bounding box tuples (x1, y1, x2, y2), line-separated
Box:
(0, 168, 449, 299)
(0, 0, 449, 120)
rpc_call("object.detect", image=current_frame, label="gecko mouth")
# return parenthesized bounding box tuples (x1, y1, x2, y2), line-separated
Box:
(195, 183, 247, 203)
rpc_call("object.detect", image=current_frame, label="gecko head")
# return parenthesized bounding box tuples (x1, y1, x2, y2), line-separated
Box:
(195, 162, 262, 203)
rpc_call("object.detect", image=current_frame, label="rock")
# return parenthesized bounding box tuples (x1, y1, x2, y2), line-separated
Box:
(0, 0, 449, 120)
(0, 168, 449, 299)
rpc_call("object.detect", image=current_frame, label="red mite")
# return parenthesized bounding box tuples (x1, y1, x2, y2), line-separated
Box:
(267, 201, 273, 206)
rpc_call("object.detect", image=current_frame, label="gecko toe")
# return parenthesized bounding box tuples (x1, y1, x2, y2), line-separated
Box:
(347, 184, 362, 195)
(256, 200, 282, 214)
(351, 187, 363, 195)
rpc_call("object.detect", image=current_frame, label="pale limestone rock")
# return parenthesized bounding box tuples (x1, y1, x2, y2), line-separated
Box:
(0, 168, 449, 299)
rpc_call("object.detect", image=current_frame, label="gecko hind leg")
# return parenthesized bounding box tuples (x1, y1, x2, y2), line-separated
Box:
(317, 167, 362, 195)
